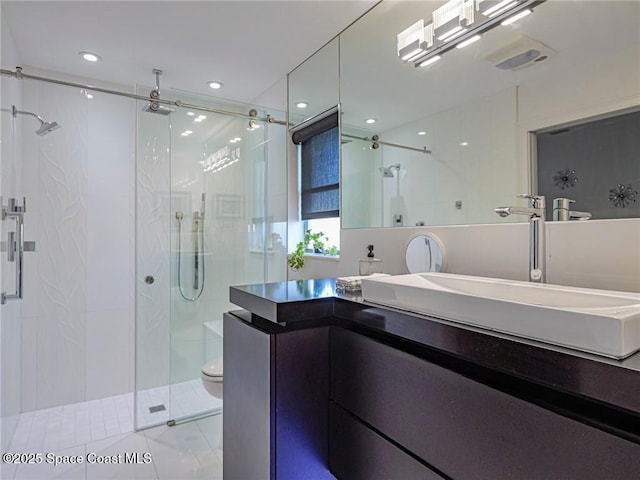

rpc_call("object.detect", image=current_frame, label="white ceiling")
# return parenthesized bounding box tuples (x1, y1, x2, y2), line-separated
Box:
(1, 0, 378, 105)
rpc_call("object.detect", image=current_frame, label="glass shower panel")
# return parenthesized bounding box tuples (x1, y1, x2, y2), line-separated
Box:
(135, 87, 287, 428)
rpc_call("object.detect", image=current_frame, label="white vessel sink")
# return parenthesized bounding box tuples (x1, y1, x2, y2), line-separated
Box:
(361, 273, 640, 359)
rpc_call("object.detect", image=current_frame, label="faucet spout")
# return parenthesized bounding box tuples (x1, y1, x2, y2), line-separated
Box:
(494, 195, 546, 283)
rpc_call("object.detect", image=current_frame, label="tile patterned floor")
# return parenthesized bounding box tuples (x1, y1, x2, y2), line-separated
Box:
(3, 382, 223, 479)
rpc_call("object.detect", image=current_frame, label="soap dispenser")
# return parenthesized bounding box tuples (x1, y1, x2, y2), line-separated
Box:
(359, 245, 383, 275)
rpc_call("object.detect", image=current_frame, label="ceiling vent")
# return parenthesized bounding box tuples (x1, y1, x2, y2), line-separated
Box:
(485, 35, 555, 71)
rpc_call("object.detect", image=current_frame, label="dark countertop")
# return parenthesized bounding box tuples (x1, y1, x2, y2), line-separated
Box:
(229, 278, 640, 421)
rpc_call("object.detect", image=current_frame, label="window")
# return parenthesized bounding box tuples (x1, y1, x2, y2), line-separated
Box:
(292, 107, 340, 221)
(291, 106, 340, 251)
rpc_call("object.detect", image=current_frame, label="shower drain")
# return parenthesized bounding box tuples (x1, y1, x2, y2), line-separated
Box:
(149, 404, 166, 414)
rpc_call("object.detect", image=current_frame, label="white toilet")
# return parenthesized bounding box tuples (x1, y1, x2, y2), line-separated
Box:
(201, 357, 223, 399)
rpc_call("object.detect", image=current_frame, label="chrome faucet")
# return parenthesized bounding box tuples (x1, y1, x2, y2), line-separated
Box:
(494, 194, 546, 283)
(552, 198, 592, 221)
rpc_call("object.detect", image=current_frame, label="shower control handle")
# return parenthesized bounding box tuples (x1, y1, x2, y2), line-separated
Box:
(1, 197, 28, 305)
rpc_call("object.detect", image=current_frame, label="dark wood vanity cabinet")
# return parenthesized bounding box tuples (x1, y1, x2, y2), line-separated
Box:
(225, 282, 640, 480)
(223, 312, 333, 480)
(329, 327, 640, 480)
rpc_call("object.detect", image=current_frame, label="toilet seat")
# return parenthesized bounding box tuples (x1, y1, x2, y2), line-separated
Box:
(202, 357, 223, 379)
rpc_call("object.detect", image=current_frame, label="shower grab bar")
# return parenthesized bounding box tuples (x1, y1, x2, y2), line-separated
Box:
(1, 197, 28, 305)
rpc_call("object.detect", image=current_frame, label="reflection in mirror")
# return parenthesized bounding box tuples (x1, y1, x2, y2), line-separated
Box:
(333, 0, 639, 228)
(288, 37, 339, 127)
(405, 233, 447, 273)
(535, 110, 639, 221)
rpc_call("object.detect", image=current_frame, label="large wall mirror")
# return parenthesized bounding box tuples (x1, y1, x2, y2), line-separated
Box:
(290, 1, 639, 229)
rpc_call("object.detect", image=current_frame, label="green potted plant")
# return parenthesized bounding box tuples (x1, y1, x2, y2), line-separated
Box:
(288, 229, 339, 271)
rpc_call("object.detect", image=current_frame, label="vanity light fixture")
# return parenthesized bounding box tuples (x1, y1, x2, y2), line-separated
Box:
(398, 0, 546, 68)
(456, 34, 482, 48)
(418, 55, 441, 67)
(207, 81, 223, 89)
(501, 9, 532, 25)
(482, 0, 518, 18)
(397, 19, 433, 62)
(79, 51, 101, 62)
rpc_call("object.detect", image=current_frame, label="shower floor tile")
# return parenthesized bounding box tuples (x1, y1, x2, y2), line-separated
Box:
(8, 415, 223, 480)
(6, 387, 223, 480)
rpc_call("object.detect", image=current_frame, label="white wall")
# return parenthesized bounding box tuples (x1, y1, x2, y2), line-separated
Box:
(17, 72, 135, 411)
(293, 219, 640, 293)
(379, 87, 519, 227)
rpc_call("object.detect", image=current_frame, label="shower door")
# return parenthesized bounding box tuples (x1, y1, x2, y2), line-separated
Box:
(135, 88, 287, 428)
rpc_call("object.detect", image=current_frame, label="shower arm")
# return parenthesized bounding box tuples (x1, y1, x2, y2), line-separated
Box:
(12, 105, 46, 124)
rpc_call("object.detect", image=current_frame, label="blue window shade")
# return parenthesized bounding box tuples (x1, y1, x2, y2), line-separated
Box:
(300, 125, 340, 220)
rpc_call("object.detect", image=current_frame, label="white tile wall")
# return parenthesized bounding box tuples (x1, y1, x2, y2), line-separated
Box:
(293, 219, 640, 293)
(14, 75, 136, 411)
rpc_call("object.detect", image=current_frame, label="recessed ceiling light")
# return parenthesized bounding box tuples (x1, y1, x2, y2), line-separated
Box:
(79, 51, 101, 62)
(208, 81, 223, 89)
(418, 131, 427, 136)
(460, 141, 469, 146)
(365, 118, 376, 124)
(296, 102, 308, 109)
(187, 112, 195, 116)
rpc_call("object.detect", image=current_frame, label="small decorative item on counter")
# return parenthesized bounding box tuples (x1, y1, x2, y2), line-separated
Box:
(359, 244, 383, 275)
(336, 273, 389, 294)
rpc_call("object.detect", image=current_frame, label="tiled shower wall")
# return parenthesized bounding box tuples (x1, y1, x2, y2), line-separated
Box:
(18, 75, 135, 412)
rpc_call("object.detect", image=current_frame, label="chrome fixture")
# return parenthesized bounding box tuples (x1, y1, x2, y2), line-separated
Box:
(552, 198, 591, 221)
(494, 194, 545, 283)
(12, 105, 61, 136)
(397, 0, 546, 68)
(342, 133, 432, 155)
(1, 197, 36, 304)
(176, 194, 206, 302)
(143, 69, 174, 115)
(380, 164, 401, 178)
(2, 67, 287, 126)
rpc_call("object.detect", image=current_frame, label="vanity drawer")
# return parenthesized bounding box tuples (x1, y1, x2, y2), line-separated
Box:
(330, 327, 640, 479)
(329, 402, 444, 480)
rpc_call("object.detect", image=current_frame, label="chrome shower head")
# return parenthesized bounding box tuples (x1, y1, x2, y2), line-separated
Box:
(12, 105, 61, 136)
(36, 121, 61, 136)
(380, 164, 401, 178)
(379, 167, 395, 178)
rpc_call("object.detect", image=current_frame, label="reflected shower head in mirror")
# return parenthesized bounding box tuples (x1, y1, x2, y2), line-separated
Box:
(12, 105, 61, 136)
(379, 163, 401, 178)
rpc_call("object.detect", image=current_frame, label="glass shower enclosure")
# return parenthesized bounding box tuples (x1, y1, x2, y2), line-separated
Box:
(134, 88, 288, 428)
